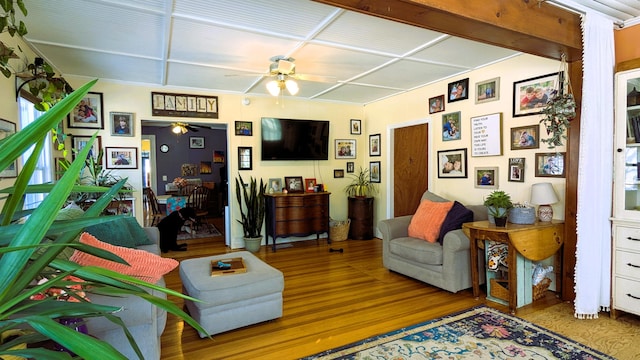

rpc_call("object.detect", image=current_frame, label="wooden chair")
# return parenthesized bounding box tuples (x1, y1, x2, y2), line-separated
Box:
(181, 184, 197, 196)
(187, 186, 213, 233)
(143, 187, 164, 226)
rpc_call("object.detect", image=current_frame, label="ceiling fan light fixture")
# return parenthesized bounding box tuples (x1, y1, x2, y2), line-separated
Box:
(285, 79, 299, 95)
(266, 80, 281, 96)
(171, 122, 188, 134)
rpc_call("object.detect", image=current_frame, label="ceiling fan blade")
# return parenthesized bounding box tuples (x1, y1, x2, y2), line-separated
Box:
(186, 125, 199, 132)
(292, 73, 336, 83)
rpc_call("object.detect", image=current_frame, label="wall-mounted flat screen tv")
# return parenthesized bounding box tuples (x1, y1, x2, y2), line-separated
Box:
(261, 117, 330, 161)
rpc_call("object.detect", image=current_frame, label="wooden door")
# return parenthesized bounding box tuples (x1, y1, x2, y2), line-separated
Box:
(393, 123, 429, 217)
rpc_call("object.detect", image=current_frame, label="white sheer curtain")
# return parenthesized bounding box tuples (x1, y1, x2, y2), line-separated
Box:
(574, 11, 615, 319)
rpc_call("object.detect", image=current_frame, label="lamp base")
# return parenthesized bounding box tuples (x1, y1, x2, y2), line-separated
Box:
(538, 205, 553, 222)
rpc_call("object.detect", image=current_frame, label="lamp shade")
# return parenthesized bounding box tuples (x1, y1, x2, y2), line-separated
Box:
(530, 183, 559, 205)
(266, 80, 281, 96)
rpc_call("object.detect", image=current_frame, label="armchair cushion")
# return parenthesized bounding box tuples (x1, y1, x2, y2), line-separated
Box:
(438, 201, 474, 244)
(408, 199, 453, 243)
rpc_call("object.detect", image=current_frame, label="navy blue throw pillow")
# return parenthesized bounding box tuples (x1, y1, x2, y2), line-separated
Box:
(438, 201, 474, 244)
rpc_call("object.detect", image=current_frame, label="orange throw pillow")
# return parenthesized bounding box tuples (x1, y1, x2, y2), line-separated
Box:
(408, 199, 454, 243)
(70, 232, 178, 283)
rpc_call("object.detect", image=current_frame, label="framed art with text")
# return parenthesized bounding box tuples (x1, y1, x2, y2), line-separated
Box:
(471, 112, 502, 157)
(151, 91, 218, 119)
(509, 158, 525, 182)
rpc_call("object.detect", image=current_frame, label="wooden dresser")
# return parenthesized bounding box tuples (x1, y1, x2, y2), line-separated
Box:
(264, 192, 330, 251)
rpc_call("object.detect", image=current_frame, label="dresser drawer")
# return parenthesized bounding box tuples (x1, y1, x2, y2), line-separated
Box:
(614, 277, 640, 315)
(615, 226, 640, 251)
(615, 250, 640, 280)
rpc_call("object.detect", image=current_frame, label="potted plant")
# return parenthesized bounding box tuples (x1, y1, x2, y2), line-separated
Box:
(483, 190, 514, 227)
(540, 90, 576, 149)
(235, 175, 266, 252)
(344, 167, 378, 198)
(0, 79, 206, 359)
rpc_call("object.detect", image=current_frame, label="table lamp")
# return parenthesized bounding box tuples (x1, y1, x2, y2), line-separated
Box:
(530, 183, 559, 222)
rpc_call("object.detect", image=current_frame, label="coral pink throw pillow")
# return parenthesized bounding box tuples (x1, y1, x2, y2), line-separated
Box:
(408, 199, 454, 243)
(70, 232, 178, 283)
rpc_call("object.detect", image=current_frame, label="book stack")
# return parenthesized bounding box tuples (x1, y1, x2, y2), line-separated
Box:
(630, 115, 640, 143)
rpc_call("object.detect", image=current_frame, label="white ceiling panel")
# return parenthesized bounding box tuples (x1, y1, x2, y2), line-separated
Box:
(314, 10, 444, 55)
(15, 0, 638, 104)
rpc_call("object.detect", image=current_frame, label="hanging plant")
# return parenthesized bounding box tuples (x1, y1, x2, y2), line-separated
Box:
(539, 90, 576, 148)
(539, 54, 577, 149)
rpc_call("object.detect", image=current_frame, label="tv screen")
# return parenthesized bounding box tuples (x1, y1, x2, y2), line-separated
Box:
(261, 118, 330, 161)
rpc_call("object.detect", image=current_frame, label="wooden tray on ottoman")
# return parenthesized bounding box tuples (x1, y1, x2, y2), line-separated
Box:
(210, 257, 246, 277)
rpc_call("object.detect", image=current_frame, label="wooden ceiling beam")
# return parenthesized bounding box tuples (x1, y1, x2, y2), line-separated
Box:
(313, 0, 582, 61)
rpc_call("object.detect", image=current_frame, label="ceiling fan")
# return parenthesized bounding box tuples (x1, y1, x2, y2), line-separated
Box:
(168, 122, 203, 134)
(230, 55, 335, 96)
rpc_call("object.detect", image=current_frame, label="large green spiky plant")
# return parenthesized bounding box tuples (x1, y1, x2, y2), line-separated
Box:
(235, 175, 266, 238)
(0, 79, 206, 359)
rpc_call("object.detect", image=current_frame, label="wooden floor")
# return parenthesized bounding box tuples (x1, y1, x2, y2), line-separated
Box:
(159, 217, 562, 360)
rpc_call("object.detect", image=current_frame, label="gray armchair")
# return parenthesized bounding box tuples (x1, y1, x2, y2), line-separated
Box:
(378, 191, 486, 293)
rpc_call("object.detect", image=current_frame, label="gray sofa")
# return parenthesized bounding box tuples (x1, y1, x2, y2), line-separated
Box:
(84, 227, 167, 360)
(378, 191, 486, 293)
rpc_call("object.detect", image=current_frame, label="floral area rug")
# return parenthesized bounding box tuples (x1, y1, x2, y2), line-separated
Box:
(302, 305, 614, 360)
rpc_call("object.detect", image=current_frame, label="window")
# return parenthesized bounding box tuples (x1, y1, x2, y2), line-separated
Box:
(19, 97, 51, 209)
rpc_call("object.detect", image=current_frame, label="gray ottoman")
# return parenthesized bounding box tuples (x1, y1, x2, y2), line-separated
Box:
(179, 251, 284, 337)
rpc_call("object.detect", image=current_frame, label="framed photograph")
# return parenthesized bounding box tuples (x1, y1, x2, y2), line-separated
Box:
(370, 161, 381, 183)
(110, 112, 134, 136)
(67, 92, 104, 129)
(189, 136, 205, 149)
(474, 167, 499, 189)
(346, 161, 355, 173)
(335, 139, 356, 159)
(475, 77, 500, 104)
(513, 72, 561, 117)
(105, 147, 138, 169)
(429, 95, 445, 114)
(350, 119, 361, 135)
(0, 119, 17, 178)
(510, 125, 540, 150)
(305, 178, 317, 192)
(284, 176, 304, 193)
(535, 152, 566, 177)
(369, 134, 381, 156)
(442, 111, 461, 141)
(238, 146, 252, 170)
(235, 121, 252, 136)
(268, 178, 282, 193)
(72, 135, 102, 162)
(447, 78, 469, 103)
(437, 148, 467, 178)
(471, 113, 502, 157)
(509, 158, 525, 182)
(334, 169, 344, 178)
